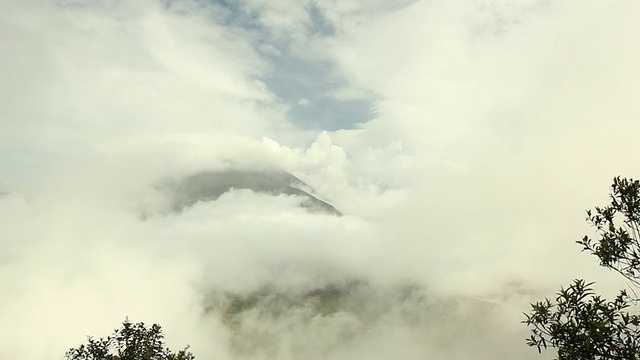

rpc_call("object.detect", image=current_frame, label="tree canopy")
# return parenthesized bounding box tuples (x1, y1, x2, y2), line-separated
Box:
(65, 319, 195, 360)
(524, 176, 640, 359)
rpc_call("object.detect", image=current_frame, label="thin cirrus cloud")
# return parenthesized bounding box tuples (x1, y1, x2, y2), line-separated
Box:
(1, 0, 640, 359)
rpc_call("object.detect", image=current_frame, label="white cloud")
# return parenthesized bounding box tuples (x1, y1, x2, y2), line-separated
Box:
(1, 0, 639, 359)
(239, 0, 312, 39)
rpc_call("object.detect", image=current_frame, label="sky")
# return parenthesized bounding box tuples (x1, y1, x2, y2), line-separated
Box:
(1, 0, 640, 359)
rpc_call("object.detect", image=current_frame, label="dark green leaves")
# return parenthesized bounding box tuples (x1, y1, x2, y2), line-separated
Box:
(65, 319, 195, 360)
(577, 177, 640, 286)
(525, 177, 640, 360)
(524, 280, 640, 359)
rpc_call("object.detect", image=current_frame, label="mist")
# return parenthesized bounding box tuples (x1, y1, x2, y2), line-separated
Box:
(1, 1, 639, 359)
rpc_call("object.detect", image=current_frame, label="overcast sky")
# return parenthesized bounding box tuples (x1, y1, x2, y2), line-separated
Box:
(1, 1, 640, 359)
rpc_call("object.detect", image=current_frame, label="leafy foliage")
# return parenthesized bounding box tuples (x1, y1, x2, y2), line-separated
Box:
(578, 177, 640, 287)
(65, 319, 195, 360)
(524, 177, 640, 359)
(524, 280, 640, 359)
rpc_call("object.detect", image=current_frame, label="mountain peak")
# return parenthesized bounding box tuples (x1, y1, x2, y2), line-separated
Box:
(164, 169, 341, 216)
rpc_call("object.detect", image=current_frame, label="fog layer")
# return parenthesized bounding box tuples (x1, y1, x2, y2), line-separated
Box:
(1, 1, 639, 359)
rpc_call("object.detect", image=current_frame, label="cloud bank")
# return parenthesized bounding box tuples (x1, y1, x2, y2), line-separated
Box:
(1, 0, 639, 359)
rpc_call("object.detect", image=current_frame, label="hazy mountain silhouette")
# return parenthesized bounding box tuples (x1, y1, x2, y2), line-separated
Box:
(165, 169, 341, 215)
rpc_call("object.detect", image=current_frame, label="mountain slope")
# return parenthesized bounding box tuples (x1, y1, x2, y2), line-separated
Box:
(165, 169, 341, 216)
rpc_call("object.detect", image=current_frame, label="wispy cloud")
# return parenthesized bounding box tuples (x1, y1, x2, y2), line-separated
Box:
(1, 0, 639, 359)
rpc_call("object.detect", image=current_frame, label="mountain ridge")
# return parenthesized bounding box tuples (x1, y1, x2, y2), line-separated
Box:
(164, 169, 342, 216)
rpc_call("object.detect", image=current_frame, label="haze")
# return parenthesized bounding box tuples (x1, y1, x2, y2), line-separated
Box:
(1, 1, 639, 359)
